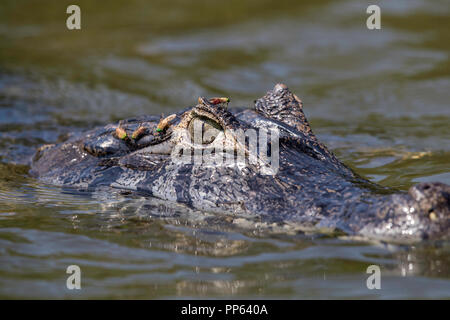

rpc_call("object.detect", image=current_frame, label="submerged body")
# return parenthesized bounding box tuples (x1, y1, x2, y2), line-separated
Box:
(30, 84, 450, 242)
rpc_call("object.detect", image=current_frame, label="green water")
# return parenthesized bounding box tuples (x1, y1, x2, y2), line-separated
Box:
(0, 0, 449, 299)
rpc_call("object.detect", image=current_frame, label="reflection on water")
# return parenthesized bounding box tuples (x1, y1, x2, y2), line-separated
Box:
(0, 0, 449, 298)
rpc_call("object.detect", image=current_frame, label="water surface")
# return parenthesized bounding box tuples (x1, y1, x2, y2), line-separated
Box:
(0, 0, 449, 299)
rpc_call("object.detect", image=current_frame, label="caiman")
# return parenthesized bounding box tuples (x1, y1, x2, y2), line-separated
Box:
(30, 84, 450, 242)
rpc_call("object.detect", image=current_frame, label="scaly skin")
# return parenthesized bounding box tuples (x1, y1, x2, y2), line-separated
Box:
(30, 84, 450, 242)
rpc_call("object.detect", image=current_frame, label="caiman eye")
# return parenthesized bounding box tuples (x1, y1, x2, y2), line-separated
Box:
(188, 116, 223, 145)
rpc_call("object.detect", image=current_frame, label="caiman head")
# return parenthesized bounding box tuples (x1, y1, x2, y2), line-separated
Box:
(30, 84, 450, 242)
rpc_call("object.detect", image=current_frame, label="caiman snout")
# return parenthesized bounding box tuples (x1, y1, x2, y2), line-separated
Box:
(409, 182, 450, 218)
(408, 182, 450, 239)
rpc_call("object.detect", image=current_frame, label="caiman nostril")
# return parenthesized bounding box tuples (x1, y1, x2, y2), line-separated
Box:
(409, 182, 450, 219)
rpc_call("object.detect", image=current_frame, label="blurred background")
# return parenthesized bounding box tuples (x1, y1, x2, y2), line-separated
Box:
(0, 0, 449, 299)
